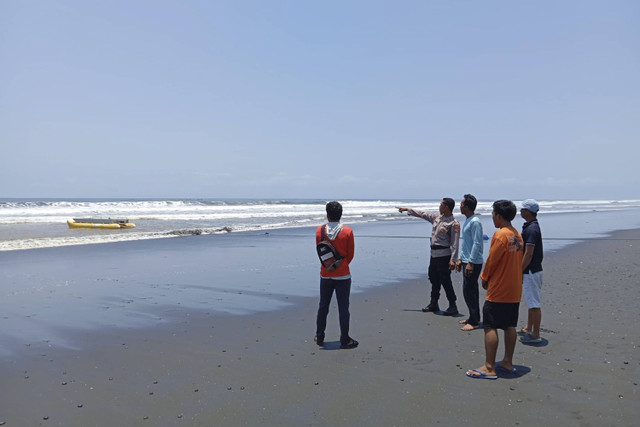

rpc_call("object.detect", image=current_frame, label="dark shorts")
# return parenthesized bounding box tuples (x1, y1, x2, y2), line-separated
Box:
(482, 301, 520, 330)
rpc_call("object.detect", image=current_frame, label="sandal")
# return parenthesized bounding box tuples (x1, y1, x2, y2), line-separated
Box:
(340, 339, 359, 349)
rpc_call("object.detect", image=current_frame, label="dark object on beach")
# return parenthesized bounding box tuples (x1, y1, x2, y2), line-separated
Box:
(169, 229, 203, 236)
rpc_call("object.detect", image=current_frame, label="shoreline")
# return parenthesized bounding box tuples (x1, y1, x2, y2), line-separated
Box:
(1, 228, 639, 425)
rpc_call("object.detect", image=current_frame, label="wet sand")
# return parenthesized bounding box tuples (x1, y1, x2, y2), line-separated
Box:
(1, 228, 639, 426)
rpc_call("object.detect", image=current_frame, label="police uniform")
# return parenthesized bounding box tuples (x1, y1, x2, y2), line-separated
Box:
(407, 208, 461, 312)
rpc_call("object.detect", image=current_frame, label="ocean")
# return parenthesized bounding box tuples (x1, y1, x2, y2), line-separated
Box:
(2, 198, 640, 252)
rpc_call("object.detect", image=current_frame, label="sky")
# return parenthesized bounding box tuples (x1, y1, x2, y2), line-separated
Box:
(1, 1, 639, 201)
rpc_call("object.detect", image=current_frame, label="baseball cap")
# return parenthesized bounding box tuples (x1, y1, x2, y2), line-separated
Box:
(521, 199, 539, 213)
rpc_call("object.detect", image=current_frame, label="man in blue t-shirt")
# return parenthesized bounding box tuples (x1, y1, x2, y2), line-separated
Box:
(456, 194, 484, 331)
(519, 199, 544, 344)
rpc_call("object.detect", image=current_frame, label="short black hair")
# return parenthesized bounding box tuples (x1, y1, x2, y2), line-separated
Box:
(463, 194, 477, 212)
(326, 201, 343, 221)
(492, 200, 516, 222)
(442, 198, 455, 211)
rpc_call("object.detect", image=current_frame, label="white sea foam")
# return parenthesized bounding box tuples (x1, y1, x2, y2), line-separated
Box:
(1, 198, 639, 251)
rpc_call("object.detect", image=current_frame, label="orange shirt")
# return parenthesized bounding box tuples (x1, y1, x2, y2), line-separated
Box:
(481, 226, 523, 303)
(316, 224, 354, 278)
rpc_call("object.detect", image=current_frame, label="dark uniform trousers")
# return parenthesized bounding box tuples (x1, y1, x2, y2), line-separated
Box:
(428, 255, 457, 305)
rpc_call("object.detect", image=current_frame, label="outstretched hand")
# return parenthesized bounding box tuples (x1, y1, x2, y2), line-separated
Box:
(396, 206, 408, 213)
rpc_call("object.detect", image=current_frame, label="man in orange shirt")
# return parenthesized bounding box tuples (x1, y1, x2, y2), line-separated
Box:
(466, 200, 523, 379)
(314, 201, 358, 349)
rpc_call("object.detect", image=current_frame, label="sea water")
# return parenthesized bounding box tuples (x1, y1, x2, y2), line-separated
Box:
(2, 198, 640, 252)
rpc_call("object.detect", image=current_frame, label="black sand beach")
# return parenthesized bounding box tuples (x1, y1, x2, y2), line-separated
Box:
(1, 227, 639, 426)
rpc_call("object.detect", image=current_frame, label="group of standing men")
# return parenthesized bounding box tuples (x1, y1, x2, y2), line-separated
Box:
(398, 196, 544, 378)
(313, 197, 544, 379)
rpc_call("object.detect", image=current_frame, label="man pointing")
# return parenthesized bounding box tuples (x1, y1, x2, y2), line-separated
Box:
(397, 198, 460, 315)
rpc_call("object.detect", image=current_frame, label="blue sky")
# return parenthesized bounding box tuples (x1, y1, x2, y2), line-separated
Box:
(1, 1, 639, 200)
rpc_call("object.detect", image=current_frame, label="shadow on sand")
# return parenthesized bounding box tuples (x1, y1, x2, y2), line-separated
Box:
(498, 364, 532, 379)
(519, 337, 549, 347)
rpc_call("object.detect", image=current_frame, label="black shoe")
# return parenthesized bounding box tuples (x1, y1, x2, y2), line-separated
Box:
(422, 303, 440, 313)
(340, 339, 359, 349)
(443, 306, 459, 316)
(314, 335, 324, 346)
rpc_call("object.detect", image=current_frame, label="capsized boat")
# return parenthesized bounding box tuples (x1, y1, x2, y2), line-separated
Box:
(67, 218, 136, 229)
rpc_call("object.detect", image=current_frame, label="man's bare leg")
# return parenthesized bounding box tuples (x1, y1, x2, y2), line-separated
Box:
(530, 308, 541, 339)
(497, 326, 517, 371)
(524, 309, 533, 333)
(467, 327, 499, 377)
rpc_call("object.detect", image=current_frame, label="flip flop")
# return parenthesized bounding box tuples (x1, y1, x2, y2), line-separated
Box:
(461, 323, 479, 331)
(466, 369, 497, 380)
(496, 362, 517, 374)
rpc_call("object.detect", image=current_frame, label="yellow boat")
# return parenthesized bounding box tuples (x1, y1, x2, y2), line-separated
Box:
(67, 218, 136, 229)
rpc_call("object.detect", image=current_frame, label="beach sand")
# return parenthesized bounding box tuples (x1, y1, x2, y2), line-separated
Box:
(1, 228, 639, 426)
